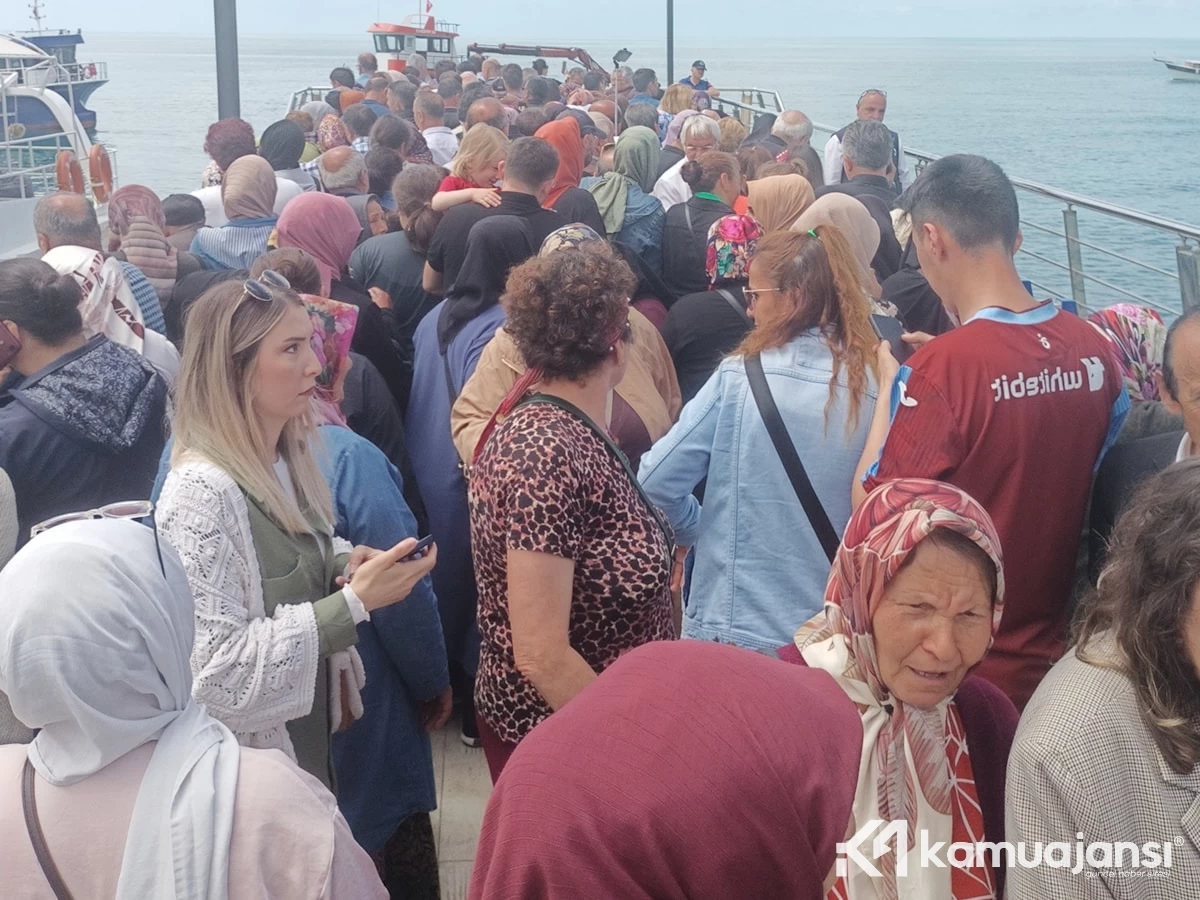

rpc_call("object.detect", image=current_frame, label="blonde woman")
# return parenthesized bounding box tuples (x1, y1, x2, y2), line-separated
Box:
(157, 273, 437, 789)
(659, 82, 693, 116)
(432, 124, 510, 212)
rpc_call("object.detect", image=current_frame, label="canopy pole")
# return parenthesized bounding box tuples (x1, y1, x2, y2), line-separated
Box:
(666, 0, 674, 84)
(214, 0, 241, 118)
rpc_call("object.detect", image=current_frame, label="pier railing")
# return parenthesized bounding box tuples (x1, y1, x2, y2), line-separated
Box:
(713, 87, 1200, 318)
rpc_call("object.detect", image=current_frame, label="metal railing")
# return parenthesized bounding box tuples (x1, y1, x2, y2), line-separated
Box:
(0, 128, 117, 202)
(713, 87, 1200, 318)
(0, 59, 107, 89)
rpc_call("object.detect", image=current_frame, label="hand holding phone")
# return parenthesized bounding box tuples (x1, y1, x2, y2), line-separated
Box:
(399, 534, 435, 562)
(869, 314, 914, 365)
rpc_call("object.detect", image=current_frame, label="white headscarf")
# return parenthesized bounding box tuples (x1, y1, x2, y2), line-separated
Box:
(42, 245, 147, 354)
(0, 518, 240, 900)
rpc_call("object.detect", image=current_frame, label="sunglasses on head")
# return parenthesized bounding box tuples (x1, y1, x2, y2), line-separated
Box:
(242, 269, 291, 303)
(31, 500, 166, 576)
(858, 89, 887, 102)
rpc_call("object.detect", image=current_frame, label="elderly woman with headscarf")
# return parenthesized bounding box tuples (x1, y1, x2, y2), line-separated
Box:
(452, 224, 682, 474)
(586, 125, 665, 272)
(278, 192, 411, 410)
(0, 518, 387, 898)
(260, 119, 318, 192)
(746, 172, 815, 234)
(344, 194, 389, 245)
(406, 216, 535, 750)
(107, 185, 202, 307)
(190, 156, 279, 271)
(661, 213, 761, 404)
(469, 641, 862, 899)
(782, 478, 1017, 900)
(535, 117, 606, 236)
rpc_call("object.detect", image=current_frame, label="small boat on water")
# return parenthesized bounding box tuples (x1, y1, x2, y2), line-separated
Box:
(1153, 56, 1200, 82)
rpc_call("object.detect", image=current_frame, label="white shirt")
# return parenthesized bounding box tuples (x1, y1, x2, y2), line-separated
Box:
(652, 157, 689, 210)
(822, 130, 913, 191)
(423, 126, 459, 166)
(191, 177, 304, 228)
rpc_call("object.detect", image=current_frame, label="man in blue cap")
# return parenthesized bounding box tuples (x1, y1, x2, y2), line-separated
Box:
(679, 60, 719, 97)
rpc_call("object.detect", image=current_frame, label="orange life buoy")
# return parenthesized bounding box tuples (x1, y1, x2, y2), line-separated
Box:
(54, 150, 85, 194)
(88, 143, 113, 204)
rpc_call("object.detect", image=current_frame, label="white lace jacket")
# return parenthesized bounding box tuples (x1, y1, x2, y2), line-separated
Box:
(158, 457, 358, 757)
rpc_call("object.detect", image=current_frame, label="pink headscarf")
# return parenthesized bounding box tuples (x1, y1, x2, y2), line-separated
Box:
(794, 478, 1004, 900)
(276, 193, 361, 295)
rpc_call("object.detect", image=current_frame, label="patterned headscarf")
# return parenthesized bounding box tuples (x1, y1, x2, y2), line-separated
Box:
(794, 479, 1004, 900)
(302, 295, 359, 427)
(538, 223, 605, 257)
(1087, 304, 1166, 402)
(706, 214, 761, 287)
(317, 114, 349, 152)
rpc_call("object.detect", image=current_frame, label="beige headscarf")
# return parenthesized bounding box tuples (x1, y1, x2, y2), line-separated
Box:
(220, 155, 278, 221)
(793, 194, 882, 297)
(42, 246, 146, 353)
(746, 174, 815, 234)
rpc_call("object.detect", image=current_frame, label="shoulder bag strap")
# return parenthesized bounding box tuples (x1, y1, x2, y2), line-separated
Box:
(744, 353, 840, 562)
(715, 288, 752, 326)
(22, 759, 75, 900)
(441, 350, 459, 407)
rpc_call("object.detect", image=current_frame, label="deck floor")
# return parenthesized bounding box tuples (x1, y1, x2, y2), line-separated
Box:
(432, 713, 491, 899)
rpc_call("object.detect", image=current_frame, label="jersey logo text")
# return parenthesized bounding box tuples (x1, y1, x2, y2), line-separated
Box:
(991, 357, 1106, 402)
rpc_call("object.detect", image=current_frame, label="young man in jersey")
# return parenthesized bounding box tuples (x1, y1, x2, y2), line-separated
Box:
(854, 154, 1129, 709)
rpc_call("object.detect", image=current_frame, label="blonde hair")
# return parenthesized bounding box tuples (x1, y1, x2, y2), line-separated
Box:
(659, 83, 693, 115)
(718, 116, 748, 153)
(172, 280, 332, 535)
(450, 124, 510, 183)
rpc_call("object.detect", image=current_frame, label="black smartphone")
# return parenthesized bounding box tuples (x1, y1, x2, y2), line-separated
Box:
(399, 534, 435, 562)
(869, 314, 914, 366)
(0, 321, 22, 370)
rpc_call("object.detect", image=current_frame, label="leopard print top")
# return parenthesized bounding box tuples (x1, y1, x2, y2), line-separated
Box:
(468, 400, 676, 744)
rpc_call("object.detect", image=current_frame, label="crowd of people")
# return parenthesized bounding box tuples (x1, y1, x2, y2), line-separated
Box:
(0, 47, 1198, 900)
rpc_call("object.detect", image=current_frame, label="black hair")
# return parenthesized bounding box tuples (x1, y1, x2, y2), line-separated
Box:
(456, 59, 474, 74)
(1162, 308, 1200, 399)
(364, 75, 390, 94)
(458, 81, 493, 124)
(0, 257, 84, 345)
(437, 72, 463, 100)
(525, 76, 557, 107)
(632, 67, 658, 93)
(583, 70, 607, 92)
(369, 114, 411, 152)
(504, 137, 560, 189)
(329, 67, 355, 88)
(340, 103, 378, 139)
(901, 154, 1020, 253)
(162, 193, 206, 227)
(512, 108, 549, 138)
(387, 79, 417, 118)
(365, 148, 405, 196)
(502, 63, 524, 91)
(433, 59, 457, 78)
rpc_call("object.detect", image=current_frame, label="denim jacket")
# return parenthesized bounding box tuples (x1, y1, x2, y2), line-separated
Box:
(639, 330, 878, 652)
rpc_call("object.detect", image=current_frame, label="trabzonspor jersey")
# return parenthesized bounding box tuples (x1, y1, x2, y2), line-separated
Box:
(867, 303, 1129, 708)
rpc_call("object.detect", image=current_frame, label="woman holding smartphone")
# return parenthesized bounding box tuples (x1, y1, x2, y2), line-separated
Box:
(157, 271, 436, 788)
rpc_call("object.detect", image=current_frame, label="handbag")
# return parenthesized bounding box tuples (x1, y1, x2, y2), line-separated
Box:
(744, 353, 840, 563)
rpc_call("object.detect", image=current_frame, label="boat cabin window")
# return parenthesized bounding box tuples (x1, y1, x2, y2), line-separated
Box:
(374, 34, 416, 53)
(424, 37, 450, 55)
(52, 46, 76, 64)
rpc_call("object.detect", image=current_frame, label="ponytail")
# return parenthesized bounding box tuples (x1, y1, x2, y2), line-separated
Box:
(682, 150, 739, 196)
(405, 203, 443, 258)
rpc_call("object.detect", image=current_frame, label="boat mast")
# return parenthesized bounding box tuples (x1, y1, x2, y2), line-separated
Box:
(29, 0, 46, 34)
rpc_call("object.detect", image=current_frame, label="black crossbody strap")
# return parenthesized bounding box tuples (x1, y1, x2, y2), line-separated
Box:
(715, 288, 751, 325)
(22, 759, 75, 900)
(744, 354, 840, 562)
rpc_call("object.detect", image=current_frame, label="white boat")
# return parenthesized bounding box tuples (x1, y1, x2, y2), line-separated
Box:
(1153, 56, 1200, 81)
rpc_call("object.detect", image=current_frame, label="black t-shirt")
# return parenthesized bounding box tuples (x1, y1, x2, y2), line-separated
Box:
(427, 192, 564, 289)
(661, 285, 754, 404)
(661, 196, 734, 299)
(551, 187, 605, 237)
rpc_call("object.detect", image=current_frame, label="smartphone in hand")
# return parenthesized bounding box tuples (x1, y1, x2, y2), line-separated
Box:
(869, 314, 914, 365)
(398, 535, 435, 562)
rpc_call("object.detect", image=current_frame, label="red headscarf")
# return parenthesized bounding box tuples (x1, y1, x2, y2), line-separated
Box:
(468, 641, 863, 900)
(535, 116, 584, 209)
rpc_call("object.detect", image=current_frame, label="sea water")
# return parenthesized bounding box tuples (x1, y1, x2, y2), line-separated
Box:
(84, 33, 1199, 310)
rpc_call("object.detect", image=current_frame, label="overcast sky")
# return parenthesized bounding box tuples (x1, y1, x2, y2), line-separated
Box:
(22, 0, 1200, 39)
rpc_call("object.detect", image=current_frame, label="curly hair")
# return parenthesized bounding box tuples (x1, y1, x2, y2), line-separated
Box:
(1075, 458, 1200, 775)
(738, 228, 877, 434)
(502, 250, 637, 382)
(203, 117, 256, 172)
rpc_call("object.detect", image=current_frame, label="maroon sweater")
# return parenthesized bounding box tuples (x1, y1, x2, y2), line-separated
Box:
(777, 643, 1018, 893)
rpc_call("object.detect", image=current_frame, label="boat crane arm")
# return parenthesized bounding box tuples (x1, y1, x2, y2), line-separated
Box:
(466, 43, 608, 74)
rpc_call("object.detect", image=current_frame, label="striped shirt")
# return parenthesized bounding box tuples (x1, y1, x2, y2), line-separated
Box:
(117, 261, 167, 334)
(189, 218, 277, 271)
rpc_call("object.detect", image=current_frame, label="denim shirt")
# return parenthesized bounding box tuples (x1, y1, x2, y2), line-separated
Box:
(639, 330, 878, 652)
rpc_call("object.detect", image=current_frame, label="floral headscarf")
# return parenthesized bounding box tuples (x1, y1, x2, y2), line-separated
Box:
(302, 295, 358, 427)
(538, 223, 605, 257)
(705, 214, 761, 287)
(1087, 304, 1166, 402)
(317, 115, 349, 152)
(794, 478, 1004, 900)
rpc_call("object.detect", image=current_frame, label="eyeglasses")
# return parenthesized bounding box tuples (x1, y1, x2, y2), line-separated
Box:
(30, 501, 165, 576)
(742, 287, 782, 307)
(242, 269, 290, 303)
